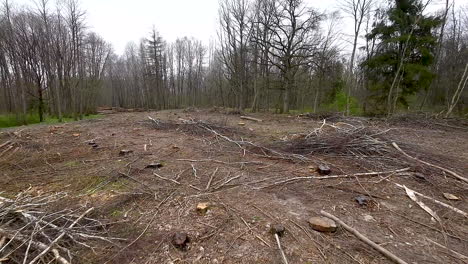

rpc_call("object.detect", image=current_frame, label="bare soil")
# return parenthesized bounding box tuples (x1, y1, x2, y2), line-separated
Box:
(1, 109, 467, 264)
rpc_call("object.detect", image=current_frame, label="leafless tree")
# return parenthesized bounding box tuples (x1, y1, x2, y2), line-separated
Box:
(253, 0, 323, 113)
(340, 0, 373, 115)
(218, 0, 252, 110)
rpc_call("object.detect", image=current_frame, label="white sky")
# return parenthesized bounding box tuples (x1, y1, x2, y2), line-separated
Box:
(12, 0, 468, 55)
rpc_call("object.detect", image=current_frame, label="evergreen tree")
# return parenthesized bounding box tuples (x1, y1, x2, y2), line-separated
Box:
(363, 0, 442, 114)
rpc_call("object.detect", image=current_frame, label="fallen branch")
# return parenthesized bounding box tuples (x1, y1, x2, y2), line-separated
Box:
(205, 167, 218, 190)
(240, 116, 263, 122)
(402, 186, 446, 241)
(29, 208, 94, 264)
(0, 192, 114, 264)
(258, 168, 410, 189)
(274, 233, 289, 264)
(177, 159, 263, 165)
(426, 238, 468, 260)
(148, 116, 160, 126)
(392, 142, 468, 184)
(214, 174, 242, 190)
(0, 145, 14, 158)
(153, 172, 181, 185)
(321, 210, 408, 264)
(1, 233, 70, 264)
(0, 141, 12, 149)
(393, 183, 467, 218)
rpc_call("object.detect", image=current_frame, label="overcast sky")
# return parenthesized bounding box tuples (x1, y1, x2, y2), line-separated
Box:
(13, 0, 468, 55)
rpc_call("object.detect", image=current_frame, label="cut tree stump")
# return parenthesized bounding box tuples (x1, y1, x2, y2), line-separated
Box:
(317, 165, 331, 175)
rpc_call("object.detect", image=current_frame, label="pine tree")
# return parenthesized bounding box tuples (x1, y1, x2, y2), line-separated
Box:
(363, 0, 442, 114)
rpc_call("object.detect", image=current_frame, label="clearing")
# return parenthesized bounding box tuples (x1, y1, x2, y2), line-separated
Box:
(0, 109, 467, 264)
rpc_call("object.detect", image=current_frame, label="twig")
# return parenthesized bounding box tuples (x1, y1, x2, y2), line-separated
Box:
(288, 219, 327, 261)
(214, 174, 242, 190)
(205, 167, 219, 190)
(0, 141, 12, 149)
(153, 172, 181, 185)
(148, 116, 160, 125)
(239, 217, 270, 248)
(306, 119, 326, 138)
(118, 172, 154, 191)
(274, 233, 289, 264)
(426, 238, 468, 260)
(191, 164, 199, 178)
(105, 190, 176, 264)
(392, 142, 468, 184)
(321, 210, 408, 264)
(29, 207, 94, 264)
(389, 209, 466, 242)
(0, 145, 14, 158)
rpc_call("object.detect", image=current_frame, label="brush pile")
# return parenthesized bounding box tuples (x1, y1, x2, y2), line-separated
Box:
(147, 116, 240, 137)
(0, 191, 114, 264)
(278, 120, 391, 158)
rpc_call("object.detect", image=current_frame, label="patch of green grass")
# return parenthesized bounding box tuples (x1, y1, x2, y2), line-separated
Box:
(64, 161, 80, 167)
(110, 210, 123, 217)
(0, 113, 102, 128)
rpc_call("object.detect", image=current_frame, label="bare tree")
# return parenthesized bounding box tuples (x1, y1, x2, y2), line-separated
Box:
(218, 0, 252, 110)
(340, 0, 373, 115)
(253, 0, 323, 113)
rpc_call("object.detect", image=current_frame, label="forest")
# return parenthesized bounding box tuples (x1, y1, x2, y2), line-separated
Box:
(1, 1, 468, 263)
(0, 0, 467, 125)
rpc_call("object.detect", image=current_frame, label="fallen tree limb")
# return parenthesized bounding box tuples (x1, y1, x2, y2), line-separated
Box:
(404, 186, 442, 223)
(394, 183, 467, 218)
(320, 210, 408, 264)
(177, 159, 263, 165)
(0, 141, 11, 149)
(392, 142, 468, 184)
(426, 238, 468, 260)
(274, 233, 288, 264)
(402, 186, 447, 242)
(240, 116, 263, 122)
(258, 168, 410, 189)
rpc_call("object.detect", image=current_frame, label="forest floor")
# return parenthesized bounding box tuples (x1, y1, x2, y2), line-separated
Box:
(1, 108, 467, 264)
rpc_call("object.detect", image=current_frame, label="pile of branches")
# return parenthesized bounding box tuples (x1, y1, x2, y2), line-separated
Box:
(278, 121, 391, 158)
(147, 116, 242, 138)
(148, 116, 309, 162)
(386, 113, 468, 131)
(0, 191, 115, 264)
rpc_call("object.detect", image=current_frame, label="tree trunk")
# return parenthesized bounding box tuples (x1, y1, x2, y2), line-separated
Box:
(37, 78, 44, 122)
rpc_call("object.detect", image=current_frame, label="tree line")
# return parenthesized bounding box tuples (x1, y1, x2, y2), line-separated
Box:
(0, 0, 467, 125)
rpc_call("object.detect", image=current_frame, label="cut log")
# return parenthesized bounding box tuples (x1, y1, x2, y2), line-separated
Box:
(240, 116, 263, 122)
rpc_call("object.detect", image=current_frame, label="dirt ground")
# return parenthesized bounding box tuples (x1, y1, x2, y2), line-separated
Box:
(1, 109, 467, 264)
